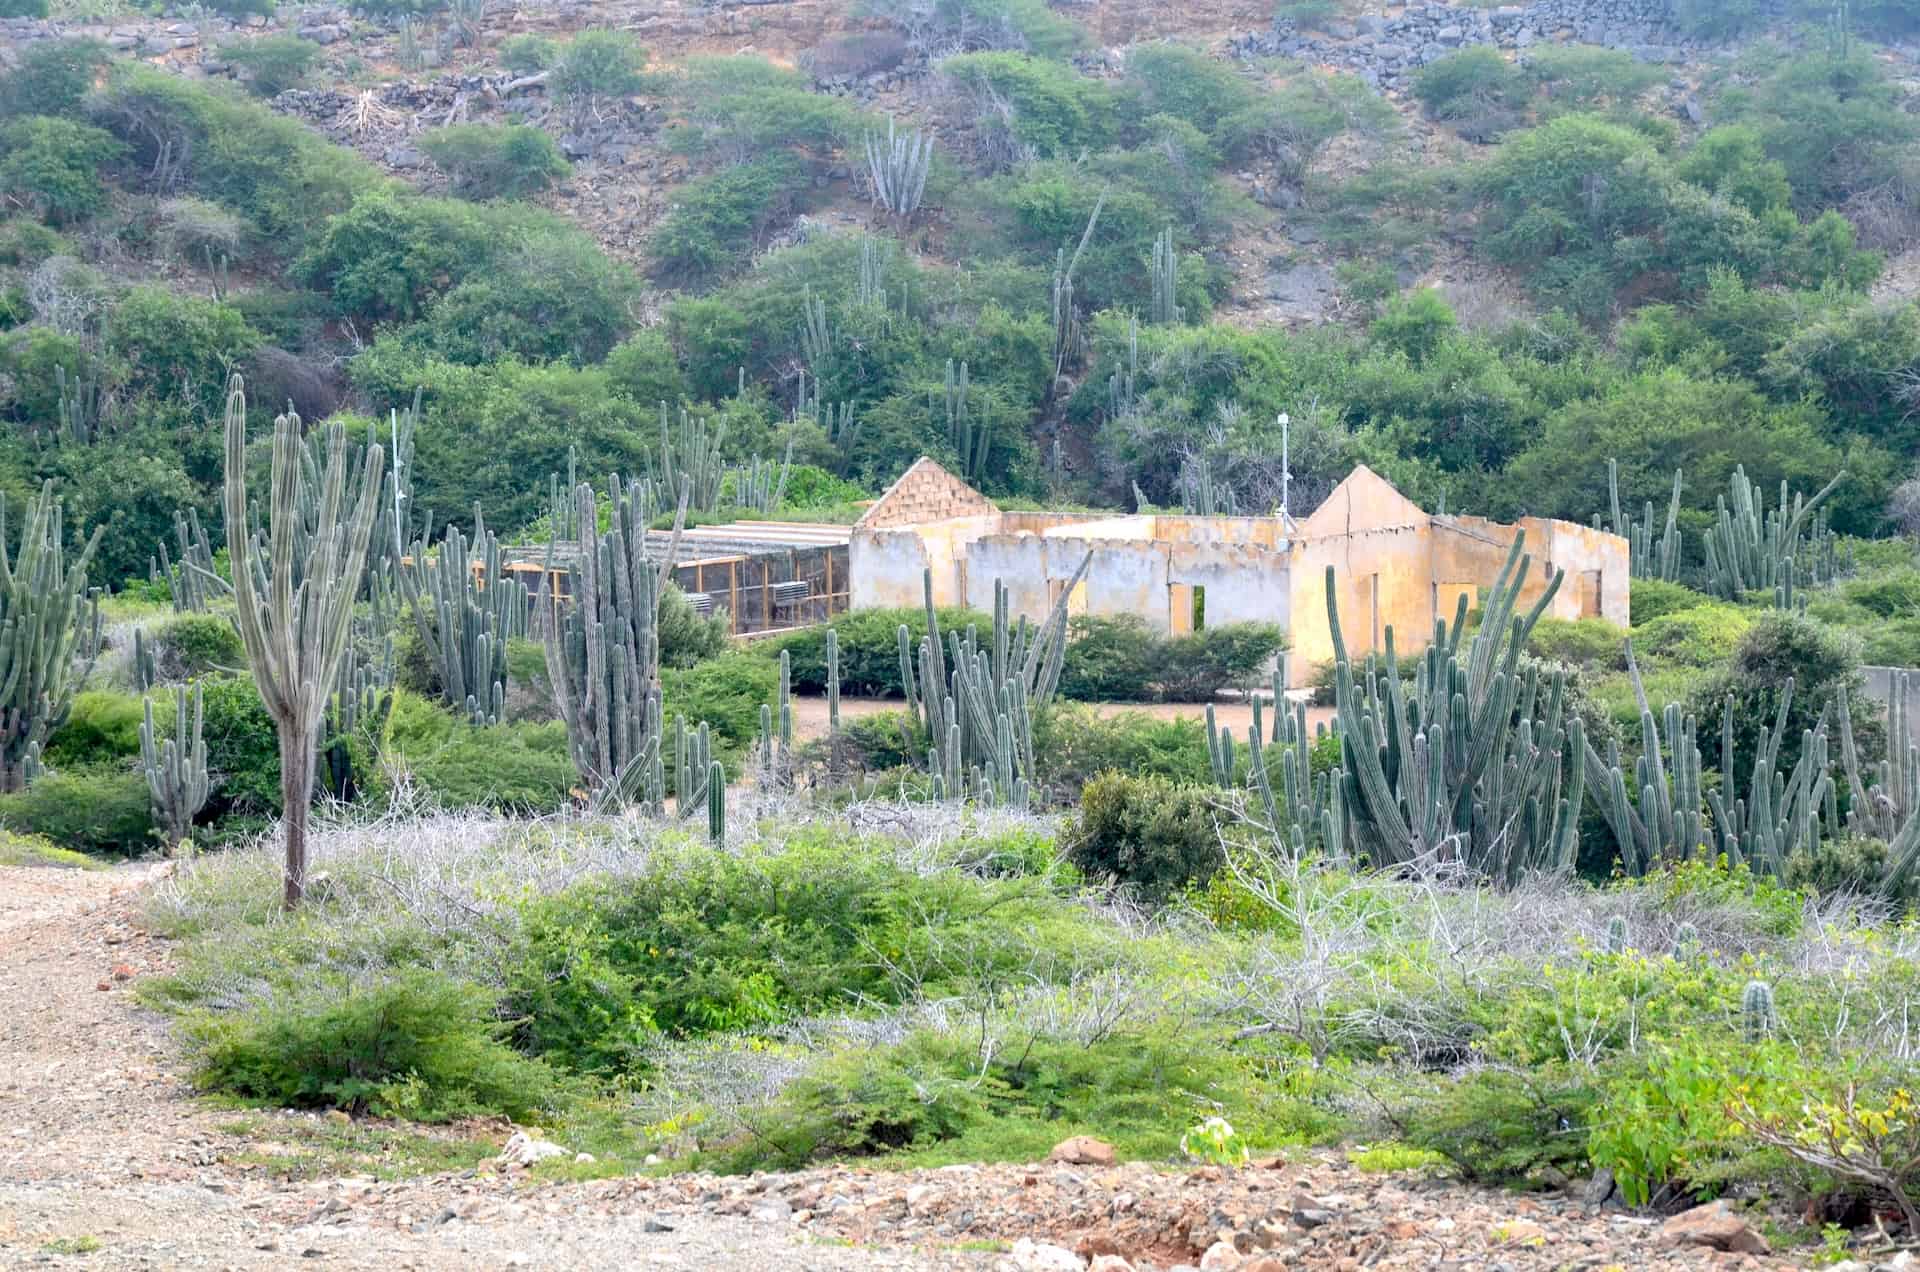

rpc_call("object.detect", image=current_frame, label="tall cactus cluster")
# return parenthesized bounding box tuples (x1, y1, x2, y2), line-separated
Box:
(1321, 537, 1586, 882)
(1599, 460, 1682, 582)
(1838, 675, 1920, 894)
(1149, 226, 1182, 326)
(0, 483, 102, 792)
(727, 435, 794, 516)
(1706, 682, 1835, 877)
(1244, 692, 1348, 860)
(863, 115, 933, 226)
(151, 507, 228, 614)
(757, 649, 795, 780)
(897, 558, 1088, 807)
(221, 376, 385, 909)
(400, 507, 526, 725)
(140, 682, 209, 851)
(542, 474, 685, 804)
(658, 404, 728, 514)
(1702, 466, 1846, 606)
(943, 359, 991, 483)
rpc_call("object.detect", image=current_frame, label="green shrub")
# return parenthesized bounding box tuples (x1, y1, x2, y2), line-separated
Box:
(221, 35, 320, 97)
(198, 675, 282, 814)
(1631, 604, 1751, 668)
(1058, 614, 1157, 701)
(552, 31, 651, 106)
(0, 39, 105, 120)
(0, 0, 49, 18)
(0, 116, 126, 225)
(0, 767, 156, 855)
(152, 613, 246, 679)
(1522, 44, 1663, 113)
(650, 154, 804, 287)
(659, 584, 728, 669)
(1841, 567, 1920, 619)
(1630, 577, 1712, 624)
(1688, 609, 1866, 782)
(941, 52, 1111, 158)
(45, 692, 146, 769)
(1861, 616, 1920, 668)
(1155, 623, 1285, 702)
(420, 124, 569, 200)
(1032, 703, 1214, 794)
(660, 650, 777, 773)
(404, 720, 577, 813)
(1059, 771, 1227, 902)
(107, 286, 260, 414)
(1527, 617, 1625, 670)
(1782, 832, 1919, 903)
(204, 0, 275, 17)
(0, 215, 65, 267)
(182, 968, 559, 1121)
(506, 832, 1101, 1070)
(1413, 47, 1524, 132)
(767, 605, 992, 698)
(499, 35, 556, 74)
(1397, 1066, 1601, 1187)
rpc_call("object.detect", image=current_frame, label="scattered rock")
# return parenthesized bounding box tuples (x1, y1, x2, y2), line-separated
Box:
(1087, 1257, 1134, 1272)
(1047, 1136, 1116, 1167)
(495, 1131, 568, 1169)
(1659, 1200, 1771, 1254)
(1198, 1240, 1243, 1270)
(1010, 1236, 1085, 1271)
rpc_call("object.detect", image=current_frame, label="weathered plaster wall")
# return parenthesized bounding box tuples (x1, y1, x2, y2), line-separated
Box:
(1166, 542, 1290, 632)
(848, 528, 933, 610)
(1288, 523, 1437, 681)
(1443, 515, 1630, 625)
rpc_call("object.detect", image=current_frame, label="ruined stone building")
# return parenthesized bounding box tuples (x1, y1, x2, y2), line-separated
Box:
(848, 458, 1630, 687)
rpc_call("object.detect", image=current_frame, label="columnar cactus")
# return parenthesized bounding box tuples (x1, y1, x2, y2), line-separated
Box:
(1599, 460, 1682, 582)
(1702, 466, 1845, 603)
(1603, 915, 1629, 955)
(1584, 645, 1710, 875)
(0, 482, 102, 792)
(1325, 535, 1584, 882)
(151, 507, 228, 614)
(400, 506, 526, 725)
(1836, 676, 1920, 896)
(944, 360, 991, 483)
(140, 683, 209, 851)
(1704, 680, 1833, 878)
(1149, 226, 1182, 326)
(222, 375, 385, 908)
(658, 404, 727, 513)
(542, 474, 684, 804)
(1742, 979, 1776, 1043)
(707, 759, 726, 844)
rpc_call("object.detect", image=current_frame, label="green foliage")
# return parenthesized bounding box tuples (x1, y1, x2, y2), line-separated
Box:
(183, 968, 559, 1121)
(420, 124, 569, 200)
(152, 614, 246, 679)
(1782, 833, 1920, 903)
(0, 40, 109, 120)
(45, 691, 146, 768)
(1060, 771, 1227, 901)
(660, 651, 778, 770)
(942, 53, 1111, 158)
(1032, 703, 1215, 793)
(1630, 577, 1713, 625)
(1413, 47, 1524, 134)
(197, 675, 283, 814)
(603, 329, 686, 407)
(1369, 289, 1458, 365)
(1396, 1067, 1600, 1187)
(552, 31, 652, 106)
(507, 833, 1104, 1070)
(1522, 45, 1663, 113)
(649, 154, 804, 287)
(0, 766, 156, 855)
(1712, 45, 1917, 210)
(1055, 615, 1283, 702)
(402, 720, 578, 813)
(657, 585, 729, 669)
(108, 287, 261, 413)
(0, 116, 126, 225)
(0, 0, 48, 17)
(1156, 624, 1286, 702)
(1058, 614, 1158, 701)
(499, 35, 556, 74)
(222, 35, 319, 97)
(867, 0, 1084, 59)
(1630, 604, 1752, 668)
(1527, 617, 1626, 671)
(768, 606, 991, 697)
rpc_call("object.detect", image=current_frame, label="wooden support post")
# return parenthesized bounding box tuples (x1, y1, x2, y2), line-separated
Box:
(763, 559, 772, 630)
(824, 550, 833, 627)
(729, 558, 740, 634)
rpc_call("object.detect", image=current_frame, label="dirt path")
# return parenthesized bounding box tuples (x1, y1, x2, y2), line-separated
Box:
(0, 864, 1806, 1271)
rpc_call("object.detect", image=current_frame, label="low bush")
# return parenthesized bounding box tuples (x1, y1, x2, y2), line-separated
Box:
(1058, 614, 1157, 701)
(221, 35, 320, 97)
(649, 154, 803, 288)
(403, 721, 577, 813)
(420, 124, 569, 200)
(45, 690, 146, 768)
(659, 584, 729, 669)
(1413, 47, 1525, 136)
(198, 675, 283, 814)
(768, 605, 991, 698)
(1629, 577, 1714, 624)
(1156, 623, 1285, 701)
(499, 34, 556, 74)
(1032, 704, 1214, 794)
(1526, 617, 1625, 671)
(0, 767, 156, 855)
(1841, 567, 1920, 618)
(152, 613, 246, 679)
(0, 115, 127, 225)
(842, 708, 924, 772)
(182, 968, 560, 1122)
(1396, 1066, 1601, 1188)
(1059, 771, 1228, 902)
(659, 650, 778, 773)
(1630, 604, 1751, 668)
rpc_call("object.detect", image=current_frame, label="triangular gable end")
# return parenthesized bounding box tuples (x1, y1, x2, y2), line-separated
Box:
(856, 456, 1000, 530)
(1296, 464, 1430, 539)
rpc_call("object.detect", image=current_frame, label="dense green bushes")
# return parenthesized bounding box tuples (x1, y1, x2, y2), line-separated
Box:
(0, 766, 155, 854)
(420, 124, 569, 200)
(1060, 771, 1227, 901)
(649, 155, 804, 287)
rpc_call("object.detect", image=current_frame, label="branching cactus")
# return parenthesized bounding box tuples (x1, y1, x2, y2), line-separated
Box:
(1704, 680, 1833, 878)
(1599, 459, 1682, 582)
(140, 683, 209, 852)
(1584, 642, 1710, 875)
(0, 482, 102, 792)
(222, 375, 384, 908)
(401, 505, 525, 725)
(1326, 535, 1583, 882)
(1247, 694, 1346, 862)
(151, 507, 228, 613)
(1837, 676, 1920, 896)
(1702, 466, 1845, 603)
(542, 474, 686, 804)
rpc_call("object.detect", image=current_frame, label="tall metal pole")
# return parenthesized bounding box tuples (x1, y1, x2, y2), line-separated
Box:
(1278, 412, 1293, 531)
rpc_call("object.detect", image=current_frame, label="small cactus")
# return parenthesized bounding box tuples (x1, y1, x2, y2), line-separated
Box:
(1604, 915, 1630, 955)
(1742, 979, 1776, 1043)
(706, 759, 725, 844)
(1672, 921, 1699, 959)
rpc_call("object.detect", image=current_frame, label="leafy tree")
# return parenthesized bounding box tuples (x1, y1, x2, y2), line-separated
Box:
(0, 117, 126, 225)
(221, 35, 319, 97)
(0, 39, 109, 120)
(107, 286, 261, 413)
